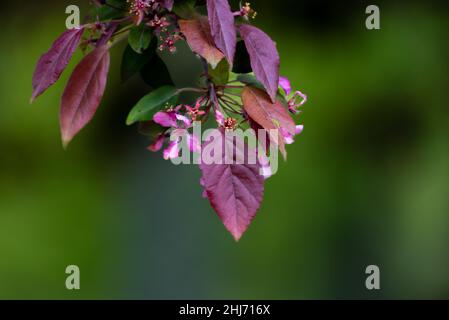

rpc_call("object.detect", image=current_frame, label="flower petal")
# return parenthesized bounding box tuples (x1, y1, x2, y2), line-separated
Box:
(294, 90, 307, 107)
(281, 127, 295, 145)
(279, 76, 292, 96)
(258, 152, 272, 179)
(176, 113, 192, 128)
(260, 164, 272, 180)
(163, 141, 180, 160)
(188, 133, 201, 153)
(147, 134, 165, 152)
(215, 109, 225, 126)
(153, 111, 177, 127)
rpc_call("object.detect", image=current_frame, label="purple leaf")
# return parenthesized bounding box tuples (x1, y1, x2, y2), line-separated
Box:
(200, 128, 265, 241)
(97, 23, 118, 47)
(179, 17, 225, 68)
(31, 28, 84, 102)
(239, 24, 280, 102)
(242, 86, 296, 159)
(207, 0, 236, 65)
(60, 45, 110, 148)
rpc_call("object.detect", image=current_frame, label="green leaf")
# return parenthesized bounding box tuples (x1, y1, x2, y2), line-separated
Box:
(126, 86, 179, 125)
(128, 24, 153, 54)
(209, 58, 230, 86)
(140, 54, 174, 88)
(237, 73, 260, 87)
(173, 0, 196, 19)
(95, 0, 127, 20)
(121, 44, 155, 82)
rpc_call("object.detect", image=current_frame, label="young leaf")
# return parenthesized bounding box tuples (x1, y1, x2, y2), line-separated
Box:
(239, 24, 280, 102)
(60, 45, 110, 148)
(179, 17, 225, 69)
(209, 58, 229, 86)
(237, 73, 262, 87)
(31, 28, 84, 102)
(128, 24, 153, 54)
(140, 54, 174, 88)
(207, 0, 237, 65)
(242, 86, 296, 158)
(126, 86, 178, 125)
(121, 44, 154, 82)
(94, 0, 127, 20)
(200, 128, 265, 241)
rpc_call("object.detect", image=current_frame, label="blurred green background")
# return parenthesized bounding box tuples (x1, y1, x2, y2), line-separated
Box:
(0, 0, 448, 299)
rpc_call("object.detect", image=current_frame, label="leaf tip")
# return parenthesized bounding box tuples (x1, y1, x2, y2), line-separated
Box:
(231, 231, 243, 242)
(61, 137, 71, 150)
(60, 128, 72, 150)
(126, 117, 135, 126)
(226, 222, 248, 242)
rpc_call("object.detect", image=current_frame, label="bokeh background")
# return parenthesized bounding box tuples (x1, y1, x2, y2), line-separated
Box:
(1, 0, 448, 299)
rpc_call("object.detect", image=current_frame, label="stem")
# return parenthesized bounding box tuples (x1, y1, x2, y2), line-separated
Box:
(201, 99, 212, 124)
(219, 99, 241, 114)
(225, 92, 243, 98)
(222, 85, 245, 89)
(108, 30, 130, 48)
(218, 101, 235, 115)
(85, 17, 132, 29)
(112, 24, 133, 37)
(220, 95, 241, 106)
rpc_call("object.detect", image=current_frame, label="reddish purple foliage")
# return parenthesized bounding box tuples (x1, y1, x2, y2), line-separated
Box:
(200, 129, 265, 241)
(179, 17, 225, 68)
(60, 46, 110, 148)
(242, 87, 290, 158)
(31, 0, 308, 241)
(31, 28, 84, 102)
(207, 0, 237, 64)
(239, 24, 280, 102)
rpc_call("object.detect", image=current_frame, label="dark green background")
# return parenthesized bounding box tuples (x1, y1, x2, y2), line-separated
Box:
(0, 0, 448, 299)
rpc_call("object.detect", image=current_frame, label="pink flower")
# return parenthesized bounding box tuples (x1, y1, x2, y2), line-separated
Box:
(281, 125, 304, 145)
(128, 0, 151, 25)
(215, 109, 225, 126)
(188, 133, 201, 153)
(162, 129, 200, 160)
(288, 91, 308, 114)
(153, 109, 192, 128)
(163, 140, 180, 160)
(147, 133, 165, 152)
(279, 76, 308, 114)
(279, 76, 292, 96)
(258, 151, 272, 179)
(236, 2, 257, 20)
(153, 110, 177, 127)
(185, 99, 206, 121)
(148, 14, 170, 30)
(151, 105, 200, 160)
